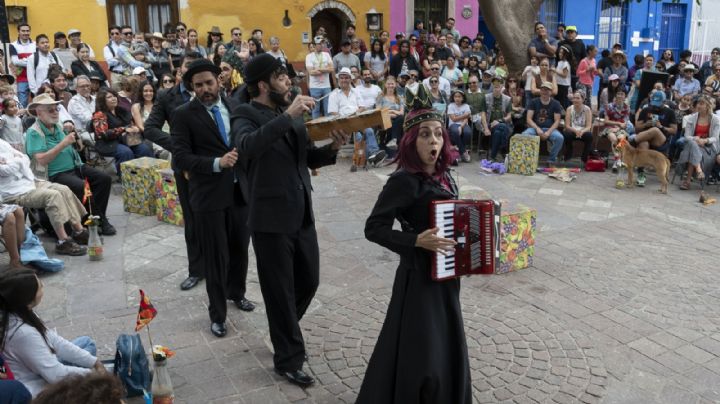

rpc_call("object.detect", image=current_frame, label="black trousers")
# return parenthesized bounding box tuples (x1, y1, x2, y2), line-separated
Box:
(563, 130, 593, 162)
(175, 170, 203, 278)
(253, 225, 320, 372)
(51, 165, 111, 219)
(194, 199, 250, 324)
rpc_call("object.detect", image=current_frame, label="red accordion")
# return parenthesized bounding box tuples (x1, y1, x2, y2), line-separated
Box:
(429, 199, 501, 281)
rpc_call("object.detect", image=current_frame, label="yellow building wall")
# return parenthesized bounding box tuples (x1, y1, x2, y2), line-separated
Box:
(10, 0, 389, 64)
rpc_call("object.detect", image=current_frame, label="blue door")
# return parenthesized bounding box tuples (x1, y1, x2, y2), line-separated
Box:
(660, 3, 686, 57)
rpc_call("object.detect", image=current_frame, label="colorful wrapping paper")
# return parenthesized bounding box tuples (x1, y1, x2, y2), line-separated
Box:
(507, 134, 540, 176)
(155, 168, 184, 226)
(120, 157, 170, 216)
(496, 204, 537, 274)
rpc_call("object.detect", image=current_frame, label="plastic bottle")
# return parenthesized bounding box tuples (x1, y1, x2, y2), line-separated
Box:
(87, 224, 103, 261)
(151, 358, 174, 404)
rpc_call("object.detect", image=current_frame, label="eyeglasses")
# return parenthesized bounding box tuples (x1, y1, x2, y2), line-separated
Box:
(162, 79, 174, 84)
(40, 106, 60, 113)
(232, 32, 241, 37)
(431, 67, 439, 71)
(122, 32, 133, 36)
(111, 31, 120, 35)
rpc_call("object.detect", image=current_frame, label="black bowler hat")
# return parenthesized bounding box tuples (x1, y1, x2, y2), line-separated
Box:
(182, 59, 221, 88)
(243, 53, 282, 84)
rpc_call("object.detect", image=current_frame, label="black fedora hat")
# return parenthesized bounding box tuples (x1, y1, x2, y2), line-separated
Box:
(182, 59, 221, 88)
(243, 53, 283, 84)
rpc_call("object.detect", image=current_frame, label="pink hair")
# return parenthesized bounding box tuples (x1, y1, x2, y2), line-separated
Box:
(393, 119, 453, 176)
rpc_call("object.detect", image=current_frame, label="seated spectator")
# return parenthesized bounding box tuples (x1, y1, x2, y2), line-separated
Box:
(67, 76, 95, 137)
(440, 56, 463, 90)
(90, 87, 153, 173)
(704, 61, 720, 96)
(116, 76, 140, 113)
(465, 76, 486, 131)
(563, 91, 593, 162)
(673, 64, 701, 99)
(482, 77, 512, 161)
(0, 139, 87, 255)
(25, 94, 116, 235)
(463, 55, 481, 79)
(327, 68, 385, 166)
(47, 70, 72, 109)
(35, 83, 74, 125)
(677, 95, 719, 190)
(447, 90, 473, 163)
(632, 91, 677, 185)
(523, 82, 564, 163)
(0, 99, 24, 153)
(423, 61, 451, 99)
(492, 52, 509, 80)
(479, 69, 494, 94)
(159, 73, 175, 91)
(71, 44, 107, 87)
(421, 43, 438, 78)
(531, 57, 557, 98)
(0, 204, 25, 269)
(427, 76, 448, 116)
(404, 70, 420, 95)
(376, 76, 404, 150)
(603, 50, 629, 89)
(671, 93, 694, 158)
(0, 354, 31, 404)
(598, 73, 622, 114)
(31, 372, 124, 404)
(0, 269, 103, 397)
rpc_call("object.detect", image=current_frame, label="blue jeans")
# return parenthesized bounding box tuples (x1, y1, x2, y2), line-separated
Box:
(448, 123, 472, 154)
(114, 143, 154, 173)
(355, 128, 379, 156)
(309, 87, 331, 119)
(490, 123, 511, 159)
(522, 127, 564, 162)
(0, 380, 31, 404)
(16, 82, 29, 108)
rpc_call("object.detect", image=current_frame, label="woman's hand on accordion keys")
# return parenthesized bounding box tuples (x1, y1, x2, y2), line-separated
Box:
(415, 227, 456, 255)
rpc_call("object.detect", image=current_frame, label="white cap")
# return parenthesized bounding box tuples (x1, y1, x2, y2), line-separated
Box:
(132, 66, 146, 75)
(67, 29, 81, 36)
(336, 67, 352, 78)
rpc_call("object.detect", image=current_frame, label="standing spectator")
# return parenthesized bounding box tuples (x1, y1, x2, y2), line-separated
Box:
(103, 26, 124, 87)
(251, 28, 264, 48)
(9, 23, 35, 107)
(365, 39, 388, 84)
(555, 46, 572, 108)
(659, 49, 675, 70)
(522, 55, 541, 107)
(528, 22, 558, 66)
(52, 32, 76, 78)
(163, 25, 184, 68)
(483, 77, 513, 161)
(412, 19, 424, 38)
(345, 24, 367, 53)
(206, 26, 224, 50)
(389, 40, 421, 80)
(576, 45, 599, 109)
(556, 23, 566, 41)
(332, 39, 361, 73)
(447, 89, 473, 162)
(434, 35, 453, 63)
(27, 34, 65, 96)
(441, 17, 460, 42)
(626, 54, 645, 91)
(673, 65, 701, 98)
(563, 90, 593, 162)
(557, 25, 585, 90)
(224, 27, 248, 72)
(247, 38, 265, 60)
(175, 22, 188, 47)
(603, 50, 629, 88)
(71, 44, 108, 87)
(355, 69, 383, 110)
(185, 29, 208, 58)
(523, 82, 564, 163)
(629, 54, 656, 111)
(0, 99, 24, 152)
(376, 76, 404, 149)
(67, 29, 94, 60)
(305, 39, 334, 119)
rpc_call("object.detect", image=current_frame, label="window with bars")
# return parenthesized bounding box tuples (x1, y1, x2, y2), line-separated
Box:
(413, 0, 447, 33)
(537, 0, 562, 35)
(107, 0, 178, 34)
(597, 0, 628, 50)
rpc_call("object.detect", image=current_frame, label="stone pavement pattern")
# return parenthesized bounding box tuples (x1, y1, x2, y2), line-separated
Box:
(4, 157, 720, 403)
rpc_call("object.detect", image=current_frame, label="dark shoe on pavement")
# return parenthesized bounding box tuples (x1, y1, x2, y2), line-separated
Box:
(56, 240, 87, 256)
(210, 322, 227, 338)
(99, 219, 116, 236)
(234, 298, 255, 312)
(368, 150, 386, 166)
(275, 368, 315, 387)
(180, 276, 202, 291)
(72, 229, 89, 245)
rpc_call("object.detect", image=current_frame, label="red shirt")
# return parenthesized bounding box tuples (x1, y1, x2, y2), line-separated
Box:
(695, 122, 710, 138)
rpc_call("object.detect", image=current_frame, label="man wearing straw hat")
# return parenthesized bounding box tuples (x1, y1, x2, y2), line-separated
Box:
(25, 93, 115, 236)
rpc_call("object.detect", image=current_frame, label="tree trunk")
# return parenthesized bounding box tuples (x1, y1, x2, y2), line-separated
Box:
(478, 0, 542, 75)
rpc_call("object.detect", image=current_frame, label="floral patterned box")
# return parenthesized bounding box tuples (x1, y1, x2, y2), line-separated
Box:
(496, 204, 536, 274)
(120, 157, 170, 216)
(507, 134, 540, 176)
(155, 168, 184, 226)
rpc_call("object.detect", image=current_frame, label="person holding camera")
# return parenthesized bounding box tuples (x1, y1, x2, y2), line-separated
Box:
(25, 94, 116, 235)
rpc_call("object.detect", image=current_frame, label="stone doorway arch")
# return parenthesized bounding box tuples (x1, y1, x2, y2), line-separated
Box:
(308, 0, 356, 54)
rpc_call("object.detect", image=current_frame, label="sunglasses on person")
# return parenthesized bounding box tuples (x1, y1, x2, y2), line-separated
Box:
(431, 67, 439, 71)
(429, 79, 439, 84)
(232, 32, 241, 37)
(162, 79, 174, 84)
(122, 31, 133, 36)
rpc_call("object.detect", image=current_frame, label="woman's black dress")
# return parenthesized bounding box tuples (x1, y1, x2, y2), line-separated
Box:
(356, 169, 472, 404)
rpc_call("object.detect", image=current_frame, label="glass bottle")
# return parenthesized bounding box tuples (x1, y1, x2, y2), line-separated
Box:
(87, 224, 103, 261)
(151, 358, 174, 404)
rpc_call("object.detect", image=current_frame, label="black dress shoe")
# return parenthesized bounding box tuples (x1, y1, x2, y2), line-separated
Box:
(180, 276, 202, 291)
(210, 322, 227, 337)
(275, 368, 314, 387)
(233, 298, 255, 312)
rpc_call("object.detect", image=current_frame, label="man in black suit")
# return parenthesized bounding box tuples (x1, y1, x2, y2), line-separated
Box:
(232, 54, 348, 386)
(171, 59, 252, 337)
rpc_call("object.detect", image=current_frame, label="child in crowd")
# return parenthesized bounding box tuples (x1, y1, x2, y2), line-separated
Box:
(0, 99, 24, 152)
(447, 89, 473, 163)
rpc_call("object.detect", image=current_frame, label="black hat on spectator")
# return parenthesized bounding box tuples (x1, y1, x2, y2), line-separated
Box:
(182, 59, 221, 88)
(54, 32, 66, 39)
(0, 74, 15, 85)
(243, 53, 283, 84)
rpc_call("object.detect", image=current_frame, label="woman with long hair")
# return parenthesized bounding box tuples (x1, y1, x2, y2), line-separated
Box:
(376, 75, 404, 149)
(130, 80, 155, 130)
(70, 43, 108, 88)
(677, 95, 720, 189)
(159, 72, 175, 90)
(0, 269, 103, 397)
(184, 28, 208, 59)
(52, 32, 76, 75)
(365, 39, 388, 84)
(356, 88, 471, 403)
(211, 43, 227, 67)
(531, 57, 557, 97)
(247, 38, 265, 60)
(598, 73, 622, 113)
(421, 43, 437, 78)
(660, 49, 675, 70)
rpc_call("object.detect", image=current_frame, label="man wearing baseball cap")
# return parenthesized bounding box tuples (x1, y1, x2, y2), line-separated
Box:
(558, 25, 586, 90)
(523, 81, 565, 164)
(632, 90, 677, 186)
(332, 38, 361, 73)
(232, 53, 348, 387)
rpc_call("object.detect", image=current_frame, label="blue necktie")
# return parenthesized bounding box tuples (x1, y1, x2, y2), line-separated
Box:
(211, 105, 228, 146)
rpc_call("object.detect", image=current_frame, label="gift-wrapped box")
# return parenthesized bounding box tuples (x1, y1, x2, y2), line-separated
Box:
(155, 168, 184, 226)
(507, 134, 540, 176)
(121, 157, 170, 216)
(496, 204, 536, 274)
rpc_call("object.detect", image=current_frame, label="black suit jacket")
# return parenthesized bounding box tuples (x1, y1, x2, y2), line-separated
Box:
(144, 84, 192, 152)
(231, 101, 337, 234)
(70, 60, 108, 84)
(171, 97, 241, 212)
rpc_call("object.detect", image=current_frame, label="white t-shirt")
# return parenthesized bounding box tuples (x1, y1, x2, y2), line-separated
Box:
(305, 51, 333, 89)
(364, 52, 386, 77)
(556, 60, 571, 86)
(523, 65, 540, 91)
(354, 84, 382, 109)
(327, 88, 361, 116)
(446, 102, 471, 127)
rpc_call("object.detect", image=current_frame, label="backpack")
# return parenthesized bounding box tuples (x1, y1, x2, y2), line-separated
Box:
(113, 334, 151, 397)
(33, 51, 60, 70)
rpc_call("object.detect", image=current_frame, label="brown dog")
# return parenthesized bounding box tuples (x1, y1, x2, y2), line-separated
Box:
(616, 138, 670, 194)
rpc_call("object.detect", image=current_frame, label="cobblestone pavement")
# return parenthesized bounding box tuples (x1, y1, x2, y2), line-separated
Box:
(4, 155, 720, 403)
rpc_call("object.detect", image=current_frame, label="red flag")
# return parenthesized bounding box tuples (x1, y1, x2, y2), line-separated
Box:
(82, 178, 92, 204)
(135, 289, 157, 332)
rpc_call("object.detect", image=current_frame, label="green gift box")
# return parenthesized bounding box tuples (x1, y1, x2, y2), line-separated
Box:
(496, 204, 536, 274)
(155, 168, 184, 226)
(120, 157, 170, 216)
(507, 134, 540, 176)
